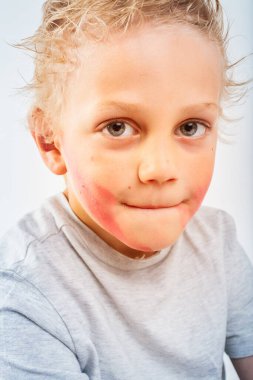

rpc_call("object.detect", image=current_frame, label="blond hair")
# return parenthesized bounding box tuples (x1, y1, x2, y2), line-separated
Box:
(19, 0, 244, 142)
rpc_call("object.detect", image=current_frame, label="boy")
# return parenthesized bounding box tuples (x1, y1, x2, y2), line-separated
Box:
(0, 1, 253, 379)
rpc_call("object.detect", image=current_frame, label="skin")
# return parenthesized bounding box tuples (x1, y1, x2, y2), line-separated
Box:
(34, 23, 224, 258)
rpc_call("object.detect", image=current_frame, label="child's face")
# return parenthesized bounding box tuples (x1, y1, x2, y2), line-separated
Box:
(55, 23, 223, 257)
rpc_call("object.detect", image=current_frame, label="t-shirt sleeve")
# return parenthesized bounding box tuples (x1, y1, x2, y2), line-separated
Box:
(223, 214, 253, 359)
(0, 270, 89, 380)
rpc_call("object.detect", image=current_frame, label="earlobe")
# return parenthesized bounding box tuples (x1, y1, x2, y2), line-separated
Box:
(30, 108, 67, 176)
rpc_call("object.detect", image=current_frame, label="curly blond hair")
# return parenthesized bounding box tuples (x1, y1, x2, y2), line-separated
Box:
(19, 0, 244, 142)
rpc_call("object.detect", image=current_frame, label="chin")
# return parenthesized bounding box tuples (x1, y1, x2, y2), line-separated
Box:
(117, 203, 191, 250)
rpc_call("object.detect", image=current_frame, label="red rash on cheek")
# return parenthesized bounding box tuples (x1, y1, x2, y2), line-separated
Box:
(80, 182, 126, 241)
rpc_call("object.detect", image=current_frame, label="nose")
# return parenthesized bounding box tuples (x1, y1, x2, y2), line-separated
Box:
(138, 139, 178, 185)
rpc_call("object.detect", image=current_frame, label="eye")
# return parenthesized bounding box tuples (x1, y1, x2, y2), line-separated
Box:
(175, 121, 208, 138)
(102, 121, 136, 138)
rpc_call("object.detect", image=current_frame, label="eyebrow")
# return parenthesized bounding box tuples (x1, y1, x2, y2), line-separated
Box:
(97, 100, 221, 114)
(181, 102, 221, 114)
(97, 101, 142, 113)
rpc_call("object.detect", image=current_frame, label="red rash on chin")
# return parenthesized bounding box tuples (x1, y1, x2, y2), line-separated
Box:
(80, 182, 153, 252)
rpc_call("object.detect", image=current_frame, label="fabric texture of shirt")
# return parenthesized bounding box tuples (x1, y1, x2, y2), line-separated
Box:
(0, 193, 253, 380)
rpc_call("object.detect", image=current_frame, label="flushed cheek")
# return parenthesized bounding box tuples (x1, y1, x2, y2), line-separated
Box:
(80, 181, 125, 240)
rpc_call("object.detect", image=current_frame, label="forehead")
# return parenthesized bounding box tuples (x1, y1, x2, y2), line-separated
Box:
(66, 23, 224, 116)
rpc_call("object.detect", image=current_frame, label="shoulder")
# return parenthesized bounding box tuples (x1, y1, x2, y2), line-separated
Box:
(0, 193, 67, 271)
(0, 193, 85, 319)
(0, 194, 76, 349)
(0, 267, 76, 362)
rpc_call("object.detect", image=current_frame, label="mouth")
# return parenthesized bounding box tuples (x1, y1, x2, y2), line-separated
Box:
(122, 203, 181, 210)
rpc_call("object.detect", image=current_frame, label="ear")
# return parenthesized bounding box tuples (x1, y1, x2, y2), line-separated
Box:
(30, 108, 67, 175)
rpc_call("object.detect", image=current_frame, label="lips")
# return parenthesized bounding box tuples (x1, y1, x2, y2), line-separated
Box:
(123, 203, 180, 209)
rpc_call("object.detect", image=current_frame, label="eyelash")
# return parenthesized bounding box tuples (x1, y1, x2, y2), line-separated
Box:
(100, 119, 210, 139)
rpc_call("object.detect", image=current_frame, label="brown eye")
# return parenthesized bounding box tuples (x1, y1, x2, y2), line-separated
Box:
(102, 121, 135, 138)
(176, 121, 207, 137)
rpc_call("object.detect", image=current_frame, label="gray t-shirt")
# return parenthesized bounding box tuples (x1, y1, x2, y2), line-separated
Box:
(0, 193, 253, 380)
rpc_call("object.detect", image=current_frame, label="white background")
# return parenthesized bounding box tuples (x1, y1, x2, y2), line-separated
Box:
(0, 2, 252, 379)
